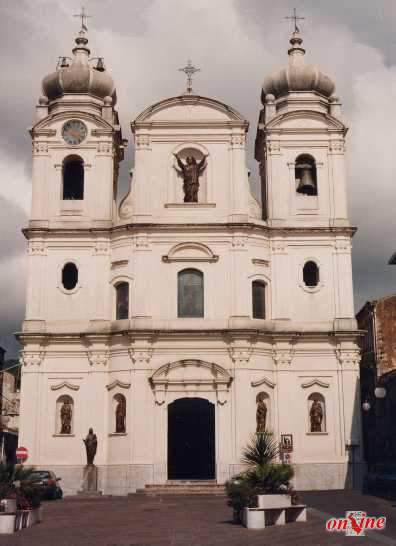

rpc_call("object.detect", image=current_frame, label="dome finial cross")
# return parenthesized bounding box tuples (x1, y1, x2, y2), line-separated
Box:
(179, 60, 200, 95)
(285, 7, 305, 33)
(74, 6, 92, 32)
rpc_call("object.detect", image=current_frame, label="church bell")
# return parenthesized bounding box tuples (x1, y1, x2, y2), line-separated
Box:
(296, 162, 317, 195)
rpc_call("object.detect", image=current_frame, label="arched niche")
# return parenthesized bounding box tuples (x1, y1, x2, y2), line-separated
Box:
(56, 394, 74, 435)
(112, 393, 127, 434)
(308, 392, 326, 433)
(170, 145, 210, 203)
(255, 391, 271, 433)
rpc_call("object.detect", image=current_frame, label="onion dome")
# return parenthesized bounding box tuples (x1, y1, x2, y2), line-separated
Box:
(262, 31, 335, 100)
(42, 30, 116, 104)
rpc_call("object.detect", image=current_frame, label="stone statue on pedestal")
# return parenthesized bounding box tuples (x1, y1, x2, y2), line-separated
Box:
(83, 428, 98, 465)
(115, 398, 126, 433)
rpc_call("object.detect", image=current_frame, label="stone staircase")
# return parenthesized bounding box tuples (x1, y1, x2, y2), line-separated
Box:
(134, 480, 226, 496)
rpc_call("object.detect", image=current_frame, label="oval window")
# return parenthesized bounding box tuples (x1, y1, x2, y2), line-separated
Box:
(303, 261, 319, 287)
(62, 262, 78, 291)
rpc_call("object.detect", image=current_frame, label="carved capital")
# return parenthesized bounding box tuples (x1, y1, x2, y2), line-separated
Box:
(20, 351, 44, 367)
(228, 346, 253, 365)
(87, 351, 109, 366)
(128, 348, 153, 366)
(135, 135, 151, 149)
(97, 141, 113, 154)
(28, 241, 46, 256)
(231, 236, 247, 249)
(273, 348, 294, 367)
(336, 349, 361, 368)
(266, 141, 280, 154)
(334, 239, 352, 253)
(133, 236, 150, 250)
(32, 141, 48, 155)
(329, 140, 345, 153)
(94, 240, 110, 255)
(230, 134, 245, 149)
(271, 240, 287, 254)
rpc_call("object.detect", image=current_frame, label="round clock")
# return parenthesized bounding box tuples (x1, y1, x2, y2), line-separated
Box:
(62, 119, 87, 146)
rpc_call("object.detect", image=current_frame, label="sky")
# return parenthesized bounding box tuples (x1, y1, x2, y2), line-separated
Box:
(1, 0, 396, 357)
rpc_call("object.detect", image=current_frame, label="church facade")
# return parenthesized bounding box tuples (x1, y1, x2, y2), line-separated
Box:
(18, 25, 362, 495)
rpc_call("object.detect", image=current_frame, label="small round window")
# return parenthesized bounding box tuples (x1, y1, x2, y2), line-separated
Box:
(62, 262, 78, 291)
(303, 261, 319, 287)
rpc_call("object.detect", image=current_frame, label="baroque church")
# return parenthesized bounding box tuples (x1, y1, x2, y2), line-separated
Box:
(18, 21, 362, 495)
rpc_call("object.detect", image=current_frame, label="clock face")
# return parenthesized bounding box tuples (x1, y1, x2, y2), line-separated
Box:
(62, 120, 87, 146)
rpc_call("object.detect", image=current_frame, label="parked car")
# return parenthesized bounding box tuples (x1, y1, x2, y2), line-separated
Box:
(23, 470, 63, 500)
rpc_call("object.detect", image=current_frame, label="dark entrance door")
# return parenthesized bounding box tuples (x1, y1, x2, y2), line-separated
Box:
(168, 397, 215, 480)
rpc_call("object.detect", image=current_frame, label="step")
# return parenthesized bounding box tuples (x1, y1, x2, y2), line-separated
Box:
(133, 482, 226, 496)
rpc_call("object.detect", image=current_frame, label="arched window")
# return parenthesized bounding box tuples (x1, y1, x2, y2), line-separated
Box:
(115, 282, 129, 320)
(308, 393, 326, 433)
(56, 395, 74, 435)
(113, 393, 126, 433)
(295, 154, 317, 196)
(178, 269, 204, 318)
(252, 281, 266, 319)
(63, 156, 84, 200)
(303, 261, 319, 287)
(62, 262, 78, 291)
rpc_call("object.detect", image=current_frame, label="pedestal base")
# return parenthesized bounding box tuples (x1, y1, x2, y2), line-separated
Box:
(77, 465, 102, 496)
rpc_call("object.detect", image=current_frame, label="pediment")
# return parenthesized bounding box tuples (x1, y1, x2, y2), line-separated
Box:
(134, 95, 247, 125)
(266, 111, 345, 132)
(301, 379, 330, 389)
(163, 242, 218, 263)
(50, 381, 80, 391)
(251, 376, 276, 389)
(151, 359, 232, 386)
(106, 380, 131, 391)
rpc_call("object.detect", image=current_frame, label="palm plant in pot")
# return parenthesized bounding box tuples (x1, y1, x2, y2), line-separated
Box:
(226, 432, 298, 521)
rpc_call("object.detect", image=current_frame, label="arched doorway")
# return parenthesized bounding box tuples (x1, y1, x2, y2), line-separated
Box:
(168, 397, 215, 480)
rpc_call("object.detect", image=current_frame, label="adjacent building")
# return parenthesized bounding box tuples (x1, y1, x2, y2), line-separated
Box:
(18, 24, 362, 495)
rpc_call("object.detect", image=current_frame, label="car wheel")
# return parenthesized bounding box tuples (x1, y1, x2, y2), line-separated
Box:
(57, 489, 63, 500)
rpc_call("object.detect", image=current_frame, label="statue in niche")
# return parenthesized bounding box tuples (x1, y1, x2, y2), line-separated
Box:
(310, 398, 324, 432)
(60, 399, 72, 434)
(256, 392, 268, 433)
(173, 152, 208, 203)
(115, 397, 126, 433)
(83, 428, 98, 465)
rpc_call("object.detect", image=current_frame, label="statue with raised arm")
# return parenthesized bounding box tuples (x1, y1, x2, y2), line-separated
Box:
(173, 153, 208, 203)
(83, 428, 98, 465)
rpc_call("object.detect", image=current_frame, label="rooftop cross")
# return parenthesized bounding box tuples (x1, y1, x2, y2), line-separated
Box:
(285, 7, 305, 33)
(179, 60, 200, 95)
(74, 6, 92, 32)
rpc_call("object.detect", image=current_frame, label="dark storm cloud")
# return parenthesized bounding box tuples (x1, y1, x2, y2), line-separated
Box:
(1, 0, 396, 357)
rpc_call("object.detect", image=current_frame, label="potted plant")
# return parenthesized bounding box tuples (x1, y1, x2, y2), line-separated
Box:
(226, 432, 298, 525)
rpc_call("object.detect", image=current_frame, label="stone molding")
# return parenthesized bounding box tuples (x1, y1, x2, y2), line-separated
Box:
(51, 381, 80, 391)
(228, 347, 253, 364)
(300, 379, 330, 389)
(162, 242, 218, 263)
(251, 376, 276, 389)
(106, 380, 131, 391)
(335, 349, 361, 368)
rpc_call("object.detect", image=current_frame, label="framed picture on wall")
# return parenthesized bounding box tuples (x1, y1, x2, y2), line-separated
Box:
(281, 434, 293, 452)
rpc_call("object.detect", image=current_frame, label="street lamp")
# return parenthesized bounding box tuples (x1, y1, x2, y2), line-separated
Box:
(374, 387, 387, 399)
(362, 400, 371, 412)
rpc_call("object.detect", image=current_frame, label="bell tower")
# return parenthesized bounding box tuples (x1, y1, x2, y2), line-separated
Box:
(255, 30, 349, 228)
(29, 26, 124, 229)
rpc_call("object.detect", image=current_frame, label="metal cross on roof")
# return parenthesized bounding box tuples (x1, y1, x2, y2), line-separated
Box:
(285, 7, 305, 33)
(74, 6, 92, 32)
(179, 60, 200, 95)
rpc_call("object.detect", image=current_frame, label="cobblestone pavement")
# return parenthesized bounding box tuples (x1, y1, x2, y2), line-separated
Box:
(0, 491, 395, 546)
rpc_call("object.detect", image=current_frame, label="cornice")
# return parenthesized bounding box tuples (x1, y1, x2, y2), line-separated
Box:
(23, 223, 357, 239)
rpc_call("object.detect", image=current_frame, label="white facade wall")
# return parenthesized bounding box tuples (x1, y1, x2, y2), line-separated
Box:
(18, 53, 362, 495)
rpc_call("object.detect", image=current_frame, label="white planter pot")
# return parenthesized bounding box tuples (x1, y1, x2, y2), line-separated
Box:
(257, 494, 291, 509)
(2, 499, 16, 514)
(0, 514, 16, 534)
(243, 508, 265, 529)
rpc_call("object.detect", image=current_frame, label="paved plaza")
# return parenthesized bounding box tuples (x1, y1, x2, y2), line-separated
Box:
(0, 490, 395, 546)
